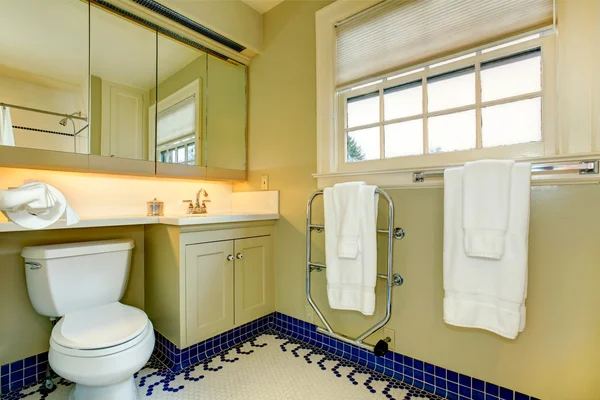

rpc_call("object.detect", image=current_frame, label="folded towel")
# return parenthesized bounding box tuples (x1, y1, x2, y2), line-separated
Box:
(331, 182, 365, 258)
(0, 106, 15, 147)
(0, 182, 80, 229)
(324, 184, 378, 315)
(463, 160, 514, 259)
(443, 163, 530, 339)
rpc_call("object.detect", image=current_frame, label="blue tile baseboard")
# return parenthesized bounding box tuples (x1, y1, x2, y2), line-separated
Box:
(0, 352, 48, 394)
(153, 313, 273, 371)
(1, 311, 540, 400)
(270, 312, 541, 400)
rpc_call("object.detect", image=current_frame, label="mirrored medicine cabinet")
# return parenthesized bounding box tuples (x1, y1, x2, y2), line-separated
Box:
(0, 0, 247, 181)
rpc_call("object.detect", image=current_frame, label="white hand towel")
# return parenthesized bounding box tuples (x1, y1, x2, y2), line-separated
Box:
(331, 182, 366, 258)
(443, 163, 530, 339)
(463, 159, 514, 259)
(324, 184, 378, 315)
(0, 106, 16, 147)
(0, 182, 80, 229)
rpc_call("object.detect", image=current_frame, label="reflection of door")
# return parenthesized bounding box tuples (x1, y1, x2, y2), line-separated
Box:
(101, 80, 148, 159)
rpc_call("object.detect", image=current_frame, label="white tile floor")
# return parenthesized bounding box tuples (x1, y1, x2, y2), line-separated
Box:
(8, 332, 443, 400)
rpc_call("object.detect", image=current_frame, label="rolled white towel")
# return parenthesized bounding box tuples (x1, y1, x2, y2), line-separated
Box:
(0, 182, 79, 229)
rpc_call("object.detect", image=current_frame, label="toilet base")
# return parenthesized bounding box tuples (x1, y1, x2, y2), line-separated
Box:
(68, 376, 139, 400)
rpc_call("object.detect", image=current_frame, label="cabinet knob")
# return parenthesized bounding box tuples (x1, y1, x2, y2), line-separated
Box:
(227, 255, 234, 261)
(236, 253, 243, 259)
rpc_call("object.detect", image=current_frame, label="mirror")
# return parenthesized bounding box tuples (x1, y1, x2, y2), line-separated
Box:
(0, 0, 247, 178)
(89, 3, 157, 161)
(206, 56, 247, 172)
(154, 34, 206, 168)
(0, 0, 89, 154)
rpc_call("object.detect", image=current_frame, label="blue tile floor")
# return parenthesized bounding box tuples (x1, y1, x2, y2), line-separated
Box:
(3, 331, 443, 400)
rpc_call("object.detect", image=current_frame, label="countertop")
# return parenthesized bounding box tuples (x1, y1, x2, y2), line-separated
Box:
(0, 213, 280, 233)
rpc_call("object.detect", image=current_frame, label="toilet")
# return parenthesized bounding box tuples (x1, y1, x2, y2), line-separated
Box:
(22, 239, 154, 400)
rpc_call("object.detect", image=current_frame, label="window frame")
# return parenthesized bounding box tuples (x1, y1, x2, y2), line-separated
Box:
(335, 32, 555, 174)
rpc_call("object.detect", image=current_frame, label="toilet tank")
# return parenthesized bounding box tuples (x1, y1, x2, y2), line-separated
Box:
(21, 239, 135, 317)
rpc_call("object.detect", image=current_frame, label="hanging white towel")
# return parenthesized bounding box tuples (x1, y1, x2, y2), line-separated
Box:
(443, 163, 530, 339)
(0, 106, 15, 146)
(463, 160, 514, 259)
(0, 182, 80, 229)
(331, 182, 365, 258)
(324, 184, 378, 315)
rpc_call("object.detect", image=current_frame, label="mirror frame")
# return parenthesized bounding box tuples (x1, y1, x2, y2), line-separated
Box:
(0, 0, 248, 182)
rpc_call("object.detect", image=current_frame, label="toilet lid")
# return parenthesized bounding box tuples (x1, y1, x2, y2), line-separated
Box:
(52, 302, 148, 350)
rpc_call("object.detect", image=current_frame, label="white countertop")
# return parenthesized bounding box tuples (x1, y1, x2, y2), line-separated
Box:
(0, 213, 280, 233)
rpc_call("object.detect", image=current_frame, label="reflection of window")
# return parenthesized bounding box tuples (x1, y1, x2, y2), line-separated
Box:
(341, 39, 544, 163)
(158, 135, 195, 165)
(156, 95, 196, 164)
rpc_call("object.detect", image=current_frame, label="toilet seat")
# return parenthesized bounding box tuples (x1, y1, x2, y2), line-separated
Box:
(51, 302, 149, 357)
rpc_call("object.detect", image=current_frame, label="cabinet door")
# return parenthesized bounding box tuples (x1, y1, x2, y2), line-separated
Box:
(185, 241, 234, 345)
(234, 236, 274, 325)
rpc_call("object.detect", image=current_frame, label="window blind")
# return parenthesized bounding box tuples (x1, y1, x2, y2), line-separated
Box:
(335, 0, 554, 87)
(157, 95, 196, 145)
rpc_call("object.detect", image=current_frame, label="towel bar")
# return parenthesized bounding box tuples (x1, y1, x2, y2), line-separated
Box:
(306, 188, 404, 357)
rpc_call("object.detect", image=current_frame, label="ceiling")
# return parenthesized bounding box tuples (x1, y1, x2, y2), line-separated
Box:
(0, 0, 202, 92)
(241, 0, 283, 14)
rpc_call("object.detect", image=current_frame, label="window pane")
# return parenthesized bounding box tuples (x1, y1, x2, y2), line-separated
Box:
(428, 110, 476, 153)
(384, 119, 423, 158)
(482, 97, 541, 147)
(427, 67, 475, 112)
(347, 127, 380, 162)
(168, 149, 175, 163)
(347, 92, 379, 128)
(384, 81, 422, 120)
(177, 146, 185, 163)
(187, 143, 196, 163)
(481, 49, 541, 102)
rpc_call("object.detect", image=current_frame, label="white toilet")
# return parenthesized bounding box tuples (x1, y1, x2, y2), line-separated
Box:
(22, 239, 155, 400)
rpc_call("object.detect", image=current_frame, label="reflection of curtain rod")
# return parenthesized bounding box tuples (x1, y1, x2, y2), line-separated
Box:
(0, 102, 87, 121)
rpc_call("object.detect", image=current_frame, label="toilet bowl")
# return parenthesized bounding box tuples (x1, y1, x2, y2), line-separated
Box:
(21, 239, 154, 400)
(49, 302, 154, 400)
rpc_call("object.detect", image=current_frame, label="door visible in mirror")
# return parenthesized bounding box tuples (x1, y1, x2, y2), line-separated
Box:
(154, 34, 207, 167)
(90, 3, 157, 161)
(206, 56, 247, 172)
(0, 0, 89, 154)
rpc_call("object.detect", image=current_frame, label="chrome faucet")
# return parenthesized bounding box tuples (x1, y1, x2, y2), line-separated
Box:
(184, 188, 211, 214)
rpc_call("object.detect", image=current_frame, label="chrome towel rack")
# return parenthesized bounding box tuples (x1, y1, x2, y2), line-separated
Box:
(306, 188, 404, 356)
(413, 160, 599, 182)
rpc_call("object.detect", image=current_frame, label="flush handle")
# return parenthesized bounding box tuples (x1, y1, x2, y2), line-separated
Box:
(26, 261, 42, 270)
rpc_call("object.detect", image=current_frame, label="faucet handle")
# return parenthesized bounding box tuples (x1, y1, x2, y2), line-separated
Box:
(182, 200, 194, 213)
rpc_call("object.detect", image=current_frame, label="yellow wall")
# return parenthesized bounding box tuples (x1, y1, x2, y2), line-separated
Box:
(236, 1, 600, 399)
(0, 226, 145, 365)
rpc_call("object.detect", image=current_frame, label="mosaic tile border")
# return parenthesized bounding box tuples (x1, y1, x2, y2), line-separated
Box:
(153, 314, 273, 371)
(1, 311, 541, 400)
(1, 352, 48, 394)
(271, 312, 540, 400)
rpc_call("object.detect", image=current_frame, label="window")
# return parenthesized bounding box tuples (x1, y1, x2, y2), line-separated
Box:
(158, 135, 196, 165)
(151, 80, 201, 165)
(340, 37, 545, 163)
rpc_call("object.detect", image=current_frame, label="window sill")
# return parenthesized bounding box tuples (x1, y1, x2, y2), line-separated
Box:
(313, 153, 600, 189)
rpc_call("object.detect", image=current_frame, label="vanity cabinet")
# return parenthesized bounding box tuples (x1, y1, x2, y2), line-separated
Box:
(145, 221, 274, 348)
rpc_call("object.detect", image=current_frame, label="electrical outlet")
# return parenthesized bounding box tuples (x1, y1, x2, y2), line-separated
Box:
(304, 305, 314, 323)
(261, 175, 269, 190)
(383, 327, 395, 351)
